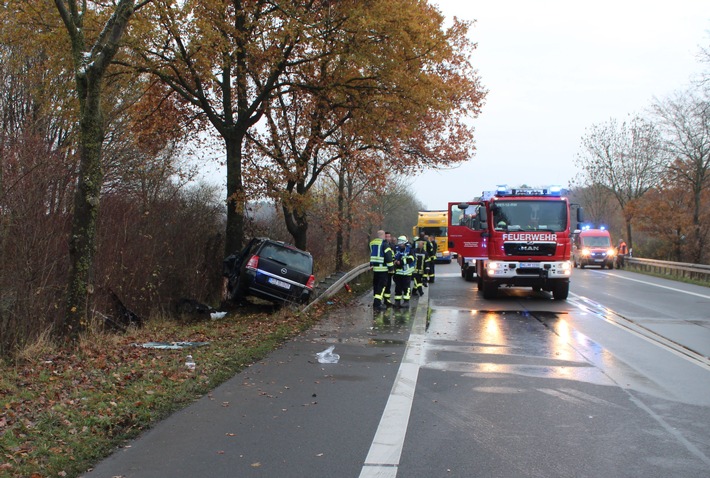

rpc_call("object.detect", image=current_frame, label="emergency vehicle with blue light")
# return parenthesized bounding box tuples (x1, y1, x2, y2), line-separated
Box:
(448, 186, 583, 300)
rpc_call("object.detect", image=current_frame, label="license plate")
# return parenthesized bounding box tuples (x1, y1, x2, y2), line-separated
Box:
(519, 262, 539, 268)
(268, 277, 291, 289)
(436, 252, 443, 257)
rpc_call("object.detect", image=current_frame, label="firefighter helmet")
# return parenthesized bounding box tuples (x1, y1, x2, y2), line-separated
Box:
(397, 235, 407, 244)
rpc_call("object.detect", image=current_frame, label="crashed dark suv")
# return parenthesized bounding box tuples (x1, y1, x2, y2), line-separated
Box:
(223, 238, 315, 305)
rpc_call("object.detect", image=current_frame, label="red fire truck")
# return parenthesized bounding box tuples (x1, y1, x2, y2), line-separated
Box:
(448, 186, 583, 300)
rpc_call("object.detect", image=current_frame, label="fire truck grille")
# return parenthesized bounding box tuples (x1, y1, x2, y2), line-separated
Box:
(504, 242, 557, 256)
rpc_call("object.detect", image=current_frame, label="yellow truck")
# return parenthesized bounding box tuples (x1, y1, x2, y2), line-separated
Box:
(412, 210, 452, 263)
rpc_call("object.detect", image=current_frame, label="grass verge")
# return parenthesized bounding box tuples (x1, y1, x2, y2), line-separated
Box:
(0, 276, 371, 478)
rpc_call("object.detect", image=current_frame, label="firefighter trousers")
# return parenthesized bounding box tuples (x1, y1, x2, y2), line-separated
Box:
(393, 274, 412, 304)
(372, 270, 388, 306)
(412, 273, 424, 296)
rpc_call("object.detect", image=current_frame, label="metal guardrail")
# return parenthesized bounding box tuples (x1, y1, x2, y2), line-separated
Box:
(627, 257, 710, 283)
(302, 263, 371, 313)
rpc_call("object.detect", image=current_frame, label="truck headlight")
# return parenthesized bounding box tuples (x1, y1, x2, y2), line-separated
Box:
(487, 261, 502, 275)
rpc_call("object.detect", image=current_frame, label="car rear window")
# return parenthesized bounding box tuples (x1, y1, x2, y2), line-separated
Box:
(260, 243, 313, 273)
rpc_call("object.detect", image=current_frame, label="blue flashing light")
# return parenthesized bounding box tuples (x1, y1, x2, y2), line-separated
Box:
(600, 226, 606, 231)
(491, 185, 566, 197)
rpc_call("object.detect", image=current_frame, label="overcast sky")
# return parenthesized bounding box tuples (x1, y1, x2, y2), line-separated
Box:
(412, 0, 710, 210)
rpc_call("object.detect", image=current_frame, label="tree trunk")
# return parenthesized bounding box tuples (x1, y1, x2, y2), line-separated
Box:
(692, 188, 702, 263)
(283, 203, 308, 251)
(58, 0, 137, 342)
(64, 89, 104, 340)
(345, 173, 354, 260)
(625, 220, 633, 254)
(224, 132, 245, 256)
(335, 163, 345, 271)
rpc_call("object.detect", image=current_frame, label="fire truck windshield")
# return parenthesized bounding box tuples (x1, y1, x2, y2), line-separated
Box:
(493, 200, 567, 232)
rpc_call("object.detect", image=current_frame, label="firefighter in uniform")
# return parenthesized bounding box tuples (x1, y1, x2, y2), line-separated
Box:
(393, 236, 415, 307)
(369, 230, 394, 311)
(413, 239, 427, 297)
(425, 235, 437, 284)
(384, 231, 395, 306)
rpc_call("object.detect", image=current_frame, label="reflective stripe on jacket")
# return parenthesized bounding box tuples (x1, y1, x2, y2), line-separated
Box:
(370, 238, 393, 272)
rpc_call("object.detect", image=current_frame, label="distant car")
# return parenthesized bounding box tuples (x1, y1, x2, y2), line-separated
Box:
(223, 238, 315, 305)
(572, 228, 615, 269)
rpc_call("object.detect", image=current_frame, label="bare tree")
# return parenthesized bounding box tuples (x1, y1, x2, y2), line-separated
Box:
(567, 179, 620, 230)
(652, 89, 710, 262)
(697, 36, 710, 92)
(576, 115, 666, 250)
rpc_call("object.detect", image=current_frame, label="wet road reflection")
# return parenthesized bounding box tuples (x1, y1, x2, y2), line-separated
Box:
(423, 308, 617, 386)
(373, 307, 413, 331)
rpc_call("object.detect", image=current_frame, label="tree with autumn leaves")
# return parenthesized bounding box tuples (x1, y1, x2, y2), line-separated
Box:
(125, 0, 484, 255)
(2, 0, 486, 344)
(2, 0, 212, 347)
(244, 1, 483, 252)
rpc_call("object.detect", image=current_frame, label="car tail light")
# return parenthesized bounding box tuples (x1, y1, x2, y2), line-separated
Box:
(246, 255, 259, 270)
(305, 275, 315, 290)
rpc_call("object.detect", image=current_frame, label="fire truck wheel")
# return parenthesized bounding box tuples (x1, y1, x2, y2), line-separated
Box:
(552, 281, 569, 300)
(464, 267, 475, 282)
(482, 281, 497, 299)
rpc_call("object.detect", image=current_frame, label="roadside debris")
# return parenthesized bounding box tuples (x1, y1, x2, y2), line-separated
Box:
(316, 345, 340, 364)
(177, 298, 216, 321)
(102, 290, 143, 332)
(136, 341, 210, 350)
(185, 354, 196, 370)
(210, 311, 227, 320)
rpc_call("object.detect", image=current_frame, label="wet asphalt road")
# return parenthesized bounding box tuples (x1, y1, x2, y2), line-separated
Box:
(84, 263, 710, 477)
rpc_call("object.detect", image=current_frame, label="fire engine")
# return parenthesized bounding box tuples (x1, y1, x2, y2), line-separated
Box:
(448, 186, 583, 300)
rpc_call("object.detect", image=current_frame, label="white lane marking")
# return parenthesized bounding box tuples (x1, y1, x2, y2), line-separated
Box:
(359, 289, 428, 478)
(569, 293, 710, 371)
(589, 269, 710, 299)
